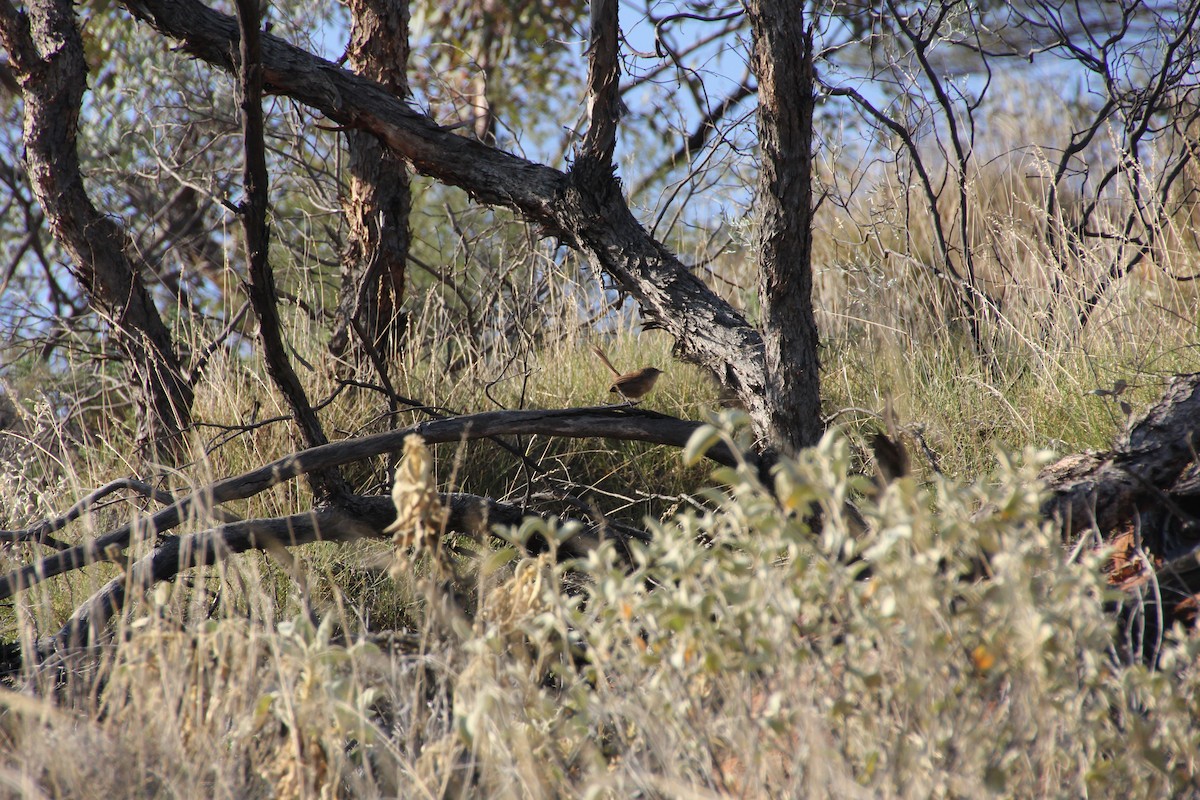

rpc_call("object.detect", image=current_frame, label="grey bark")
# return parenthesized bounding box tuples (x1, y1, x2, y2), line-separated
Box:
(119, 0, 774, 442)
(579, 0, 620, 168)
(1040, 372, 1200, 659)
(47, 490, 643, 652)
(1041, 373, 1200, 541)
(0, 405, 753, 601)
(746, 0, 822, 454)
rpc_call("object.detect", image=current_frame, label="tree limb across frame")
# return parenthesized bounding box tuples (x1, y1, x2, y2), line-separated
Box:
(119, 0, 774, 440)
(45, 491, 627, 655)
(0, 407, 752, 603)
(9, 373, 1200, 660)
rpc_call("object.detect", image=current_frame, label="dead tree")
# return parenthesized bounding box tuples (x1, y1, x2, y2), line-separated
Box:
(0, 407, 748, 656)
(1042, 373, 1200, 660)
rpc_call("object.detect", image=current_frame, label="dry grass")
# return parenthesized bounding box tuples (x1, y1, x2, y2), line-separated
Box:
(0, 73, 1198, 798)
(2, 421, 1199, 798)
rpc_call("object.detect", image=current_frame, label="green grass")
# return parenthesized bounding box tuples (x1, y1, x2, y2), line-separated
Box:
(820, 331, 1191, 479)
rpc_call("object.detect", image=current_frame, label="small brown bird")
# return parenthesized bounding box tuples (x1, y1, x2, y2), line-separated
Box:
(591, 344, 663, 403)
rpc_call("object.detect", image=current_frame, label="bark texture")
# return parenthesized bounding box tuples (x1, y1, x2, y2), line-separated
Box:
(48, 490, 640, 652)
(579, 0, 620, 168)
(234, 0, 344, 503)
(747, 0, 822, 454)
(329, 0, 412, 366)
(0, 0, 193, 455)
(1041, 373, 1200, 655)
(1041, 373, 1200, 540)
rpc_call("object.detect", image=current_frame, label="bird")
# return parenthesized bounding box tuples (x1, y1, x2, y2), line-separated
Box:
(591, 344, 663, 403)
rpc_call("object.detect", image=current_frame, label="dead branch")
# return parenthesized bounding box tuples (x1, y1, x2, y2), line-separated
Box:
(45, 491, 646, 654)
(234, 0, 345, 504)
(1041, 373, 1200, 656)
(0, 477, 239, 551)
(0, 407, 748, 602)
(1041, 373, 1200, 540)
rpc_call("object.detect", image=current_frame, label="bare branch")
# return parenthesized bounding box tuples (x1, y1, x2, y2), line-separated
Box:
(0, 477, 240, 551)
(234, 0, 345, 503)
(50, 506, 378, 652)
(0, 407, 753, 601)
(45, 489, 648, 654)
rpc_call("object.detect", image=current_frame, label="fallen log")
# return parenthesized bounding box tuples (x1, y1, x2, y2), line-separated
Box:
(1041, 372, 1200, 659)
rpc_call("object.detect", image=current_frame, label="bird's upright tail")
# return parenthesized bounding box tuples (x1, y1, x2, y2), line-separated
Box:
(591, 344, 621, 378)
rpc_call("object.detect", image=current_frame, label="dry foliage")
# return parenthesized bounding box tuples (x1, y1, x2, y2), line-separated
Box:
(0, 417, 1198, 797)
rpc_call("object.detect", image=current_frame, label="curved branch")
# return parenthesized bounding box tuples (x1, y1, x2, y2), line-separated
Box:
(0, 0, 193, 454)
(627, 75, 756, 200)
(0, 407, 751, 601)
(0, 477, 239, 550)
(47, 491, 649, 653)
(50, 507, 375, 652)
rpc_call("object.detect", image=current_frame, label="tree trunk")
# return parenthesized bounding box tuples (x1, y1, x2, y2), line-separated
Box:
(329, 0, 412, 370)
(746, 0, 822, 454)
(0, 0, 193, 458)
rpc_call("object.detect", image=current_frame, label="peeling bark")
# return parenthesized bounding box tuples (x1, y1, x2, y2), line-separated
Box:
(329, 0, 412, 367)
(579, 0, 620, 168)
(1041, 373, 1200, 656)
(1042, 373, 1200, 542)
